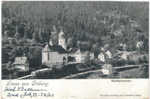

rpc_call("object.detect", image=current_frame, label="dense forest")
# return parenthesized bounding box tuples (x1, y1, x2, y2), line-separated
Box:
(2, 1, 149, 69)
(2, 2, 148, 44)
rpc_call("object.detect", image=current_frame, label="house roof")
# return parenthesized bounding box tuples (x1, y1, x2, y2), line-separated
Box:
(68, 48, 93, 55)
(43, 44, 67, 53)
(68, 48, 79, 53)
(13, 57, 28, 65)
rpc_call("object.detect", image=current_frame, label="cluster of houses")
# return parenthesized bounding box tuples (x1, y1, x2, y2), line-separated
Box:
(10, 24, 145, 74)
(11, 26, 112, 72)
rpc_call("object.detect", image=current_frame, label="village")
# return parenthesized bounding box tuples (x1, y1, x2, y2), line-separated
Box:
(2, 23, 148, 79)
(2, 2, 148, 79)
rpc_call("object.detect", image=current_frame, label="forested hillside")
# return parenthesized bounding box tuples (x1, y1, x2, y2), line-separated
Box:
(2, 2, 149, 64)
(2, 2, 148, 47)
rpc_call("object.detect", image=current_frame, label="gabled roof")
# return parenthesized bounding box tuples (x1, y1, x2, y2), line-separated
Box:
(43, 44, 67, 53)
(68, 48, 79, 53)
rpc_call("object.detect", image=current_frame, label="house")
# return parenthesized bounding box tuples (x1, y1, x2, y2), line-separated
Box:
(117, 51, 133, 61)
(101, 64, 113, 75)
(103, 44, 112, 59)
(136, 41, 143, 49)
(98, 52, 105, 62)
(105, 50, 112, 59)
(42, 44, 68, 67)
(119, 43, 127, 51)
(13, 56, 29, 72)
(89, 52, 94, 60)
(70, 49, 85, 63)
(127, 52, 148, 64)
(69, 49, 93, 63)
(97, 46, 112, 62)
(120, 52, 129, 60)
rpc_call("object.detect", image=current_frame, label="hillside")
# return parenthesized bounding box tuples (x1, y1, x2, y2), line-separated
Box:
(2, 2, 148, 44)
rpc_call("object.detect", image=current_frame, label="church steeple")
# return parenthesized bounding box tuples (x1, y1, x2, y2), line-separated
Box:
(49, 25, 57, 46)
(58, 28, 66, 50)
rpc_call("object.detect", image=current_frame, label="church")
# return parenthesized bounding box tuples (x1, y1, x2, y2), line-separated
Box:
(42, 26, 68, 67)
(42, 26, 95, 67)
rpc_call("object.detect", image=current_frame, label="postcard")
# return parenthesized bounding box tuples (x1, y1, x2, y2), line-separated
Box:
(1, 1, 149, 99)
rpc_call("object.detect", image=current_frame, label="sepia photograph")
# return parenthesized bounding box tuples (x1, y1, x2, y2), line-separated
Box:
(2, 1, 149, 79)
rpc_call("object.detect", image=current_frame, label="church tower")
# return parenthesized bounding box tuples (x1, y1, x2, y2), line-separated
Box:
(58, 28, 66, 50)
(49, 25, 57, 46)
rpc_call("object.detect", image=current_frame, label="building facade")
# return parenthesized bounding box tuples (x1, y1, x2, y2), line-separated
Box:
(13, 56, 29, 72)
(70, 49, 93, 63)
(42, 44, 68, 67)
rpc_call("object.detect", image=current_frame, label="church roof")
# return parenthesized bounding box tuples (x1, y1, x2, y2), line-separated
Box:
(43, 44, 67, 53)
